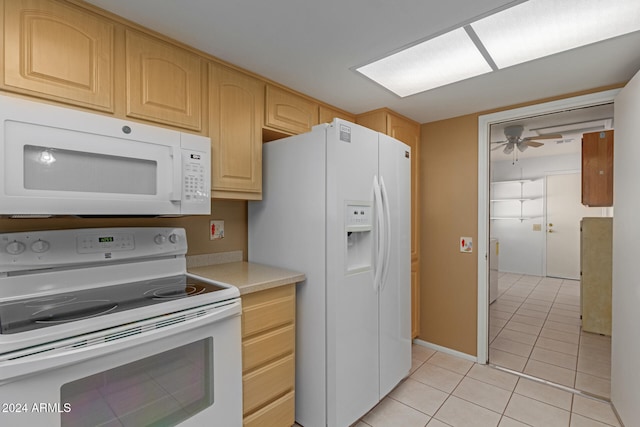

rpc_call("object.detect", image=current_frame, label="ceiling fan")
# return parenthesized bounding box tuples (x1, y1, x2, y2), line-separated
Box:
(491, 125, 562, 155)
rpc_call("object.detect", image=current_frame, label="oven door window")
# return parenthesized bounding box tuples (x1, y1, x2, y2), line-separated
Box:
(60, 338, 213, 427)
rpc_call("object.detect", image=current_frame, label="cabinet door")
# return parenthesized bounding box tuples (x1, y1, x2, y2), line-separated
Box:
(3, 0, 114, 111)
(265, 84, 318, 135)
(126, 30, 202, 130)
(319, 105, 355, 124)
(209, 64, 263, 199)
(582, 130, 613, 207)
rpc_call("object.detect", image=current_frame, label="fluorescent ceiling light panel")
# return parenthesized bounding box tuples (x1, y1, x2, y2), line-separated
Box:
(470, 0, 640, 69)
(356, 28, 492, 97)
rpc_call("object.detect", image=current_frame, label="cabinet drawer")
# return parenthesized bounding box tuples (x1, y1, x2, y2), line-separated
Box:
(243, 324, 294, 372)
(243, 390, 294, 427)
(242, 285, 295, 337)
(243, 354, 294, 415)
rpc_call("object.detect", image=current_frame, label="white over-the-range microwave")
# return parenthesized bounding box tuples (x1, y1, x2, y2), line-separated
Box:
(0, 94, 211, 216)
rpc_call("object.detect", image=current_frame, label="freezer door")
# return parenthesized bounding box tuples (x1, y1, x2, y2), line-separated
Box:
(325, 120, 380, 427)
(378, 133, 412, 398)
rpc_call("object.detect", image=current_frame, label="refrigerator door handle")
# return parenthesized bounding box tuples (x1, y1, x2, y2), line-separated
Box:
(380, 176, 392, 290)
(373, 175, 385, 292)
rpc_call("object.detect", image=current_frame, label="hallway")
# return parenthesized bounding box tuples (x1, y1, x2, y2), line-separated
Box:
(489, 273, 611, 399)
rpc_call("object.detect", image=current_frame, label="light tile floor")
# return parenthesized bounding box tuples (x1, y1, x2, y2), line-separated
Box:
(351, 344, 621, 427)
(489, 273, 611, 399)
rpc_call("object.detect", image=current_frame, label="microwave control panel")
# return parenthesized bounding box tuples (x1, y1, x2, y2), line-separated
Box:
(183, 151, 207, 202)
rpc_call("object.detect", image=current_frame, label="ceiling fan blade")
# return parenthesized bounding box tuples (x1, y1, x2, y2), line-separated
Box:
(525, 140, 544, 148)
(491, 143, 507, 151)
(523, 133, 563, 140)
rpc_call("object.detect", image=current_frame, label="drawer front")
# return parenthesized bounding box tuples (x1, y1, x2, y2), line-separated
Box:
(242, 286, 295, 337)
(243, 324, 294, 372)
(243, 390, 294, 427)
(243, 354, 294, 415)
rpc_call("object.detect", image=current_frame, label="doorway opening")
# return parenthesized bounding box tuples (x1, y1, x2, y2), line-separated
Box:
(477, 89, 619, 400)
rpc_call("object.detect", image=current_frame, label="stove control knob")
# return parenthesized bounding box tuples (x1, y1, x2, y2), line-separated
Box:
(6, 241, 26, 255)
(31, 240, 50, 253)
(169, 233, 180, 244)
(154, 234, 167, 245)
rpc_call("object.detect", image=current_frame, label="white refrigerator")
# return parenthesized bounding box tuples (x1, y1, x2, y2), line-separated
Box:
(248, 119, 411, 427)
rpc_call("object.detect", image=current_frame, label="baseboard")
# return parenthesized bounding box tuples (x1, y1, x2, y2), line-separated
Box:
(412, 338, 478, 363)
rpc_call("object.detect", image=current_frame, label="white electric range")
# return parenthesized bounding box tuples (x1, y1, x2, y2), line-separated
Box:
(0, 227, 242, 427)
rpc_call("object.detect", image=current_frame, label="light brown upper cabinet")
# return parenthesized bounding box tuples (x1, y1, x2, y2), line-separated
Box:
(125, 30, 202, 131)
(2, 0, 114, 111)
(318, 105, 356, 124)
(582, 130, 613, 207)
(209, 63, 264, 200)
(264, 84, 318, 135)
(357, 108, 421, 338)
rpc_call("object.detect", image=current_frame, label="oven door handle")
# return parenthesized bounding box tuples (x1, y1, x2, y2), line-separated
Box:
(0, 300, 241, 384)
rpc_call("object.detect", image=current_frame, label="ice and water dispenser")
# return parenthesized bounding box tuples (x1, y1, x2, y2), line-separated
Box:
(345, 202, 373, 273)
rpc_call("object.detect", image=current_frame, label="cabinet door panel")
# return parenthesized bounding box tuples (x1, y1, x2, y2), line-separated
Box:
(582, 130, 613, 207)
(126, 30, 202, 130)
(210, 64, 263, 198)
(3, 0, 114, 111)
(319, 105, 355, 124)
(265, 84, 318, 134)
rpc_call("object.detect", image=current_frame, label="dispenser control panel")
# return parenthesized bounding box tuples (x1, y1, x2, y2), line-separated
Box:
(346, 203, 372, 232)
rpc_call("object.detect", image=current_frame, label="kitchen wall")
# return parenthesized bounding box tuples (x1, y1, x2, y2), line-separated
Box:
(418, 83, 625, 356)
(0, 200, 247, 257)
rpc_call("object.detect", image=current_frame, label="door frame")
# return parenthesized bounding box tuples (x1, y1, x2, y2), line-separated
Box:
(476, 89, 620, 363)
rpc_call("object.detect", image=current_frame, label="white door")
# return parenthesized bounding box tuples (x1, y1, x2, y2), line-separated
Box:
(546, 173, 603, 279)
(378, 134, 412, 398)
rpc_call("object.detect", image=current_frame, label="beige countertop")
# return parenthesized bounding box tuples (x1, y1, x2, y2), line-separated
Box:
(188, 261, 305, 295)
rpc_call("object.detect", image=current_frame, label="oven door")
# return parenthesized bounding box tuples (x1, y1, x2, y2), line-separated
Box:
(0, 300, 242, 427)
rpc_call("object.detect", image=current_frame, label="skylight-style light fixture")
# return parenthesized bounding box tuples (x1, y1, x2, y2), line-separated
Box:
(356, 0, 640, 97)
(356, 28, 493, 97)
(471, 0, 640, 69)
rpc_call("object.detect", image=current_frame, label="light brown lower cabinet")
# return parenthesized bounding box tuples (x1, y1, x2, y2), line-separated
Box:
(241, 284, 296, 426)
(580, 217, 612, 336)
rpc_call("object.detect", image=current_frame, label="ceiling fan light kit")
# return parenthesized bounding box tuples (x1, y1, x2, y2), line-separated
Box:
(492, 123, 563, 163)
(356, 0, 640, 97)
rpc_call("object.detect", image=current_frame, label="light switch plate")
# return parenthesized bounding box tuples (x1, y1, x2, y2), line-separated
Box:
(210, 220, 224, 240)
(460, 237, 473, 253)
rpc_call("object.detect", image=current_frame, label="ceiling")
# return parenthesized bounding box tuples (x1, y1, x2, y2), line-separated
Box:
(83, 0, 640, 124)
(489, 102, 614, 161)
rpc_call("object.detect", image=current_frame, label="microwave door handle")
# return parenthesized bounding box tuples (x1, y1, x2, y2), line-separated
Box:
(169, 146, 182, 202)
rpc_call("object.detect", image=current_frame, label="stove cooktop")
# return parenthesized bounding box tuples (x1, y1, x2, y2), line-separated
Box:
(0, 275, 228, 335)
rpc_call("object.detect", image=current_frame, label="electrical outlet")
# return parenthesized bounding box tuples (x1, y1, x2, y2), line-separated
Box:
(210, 220, 224, 240)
